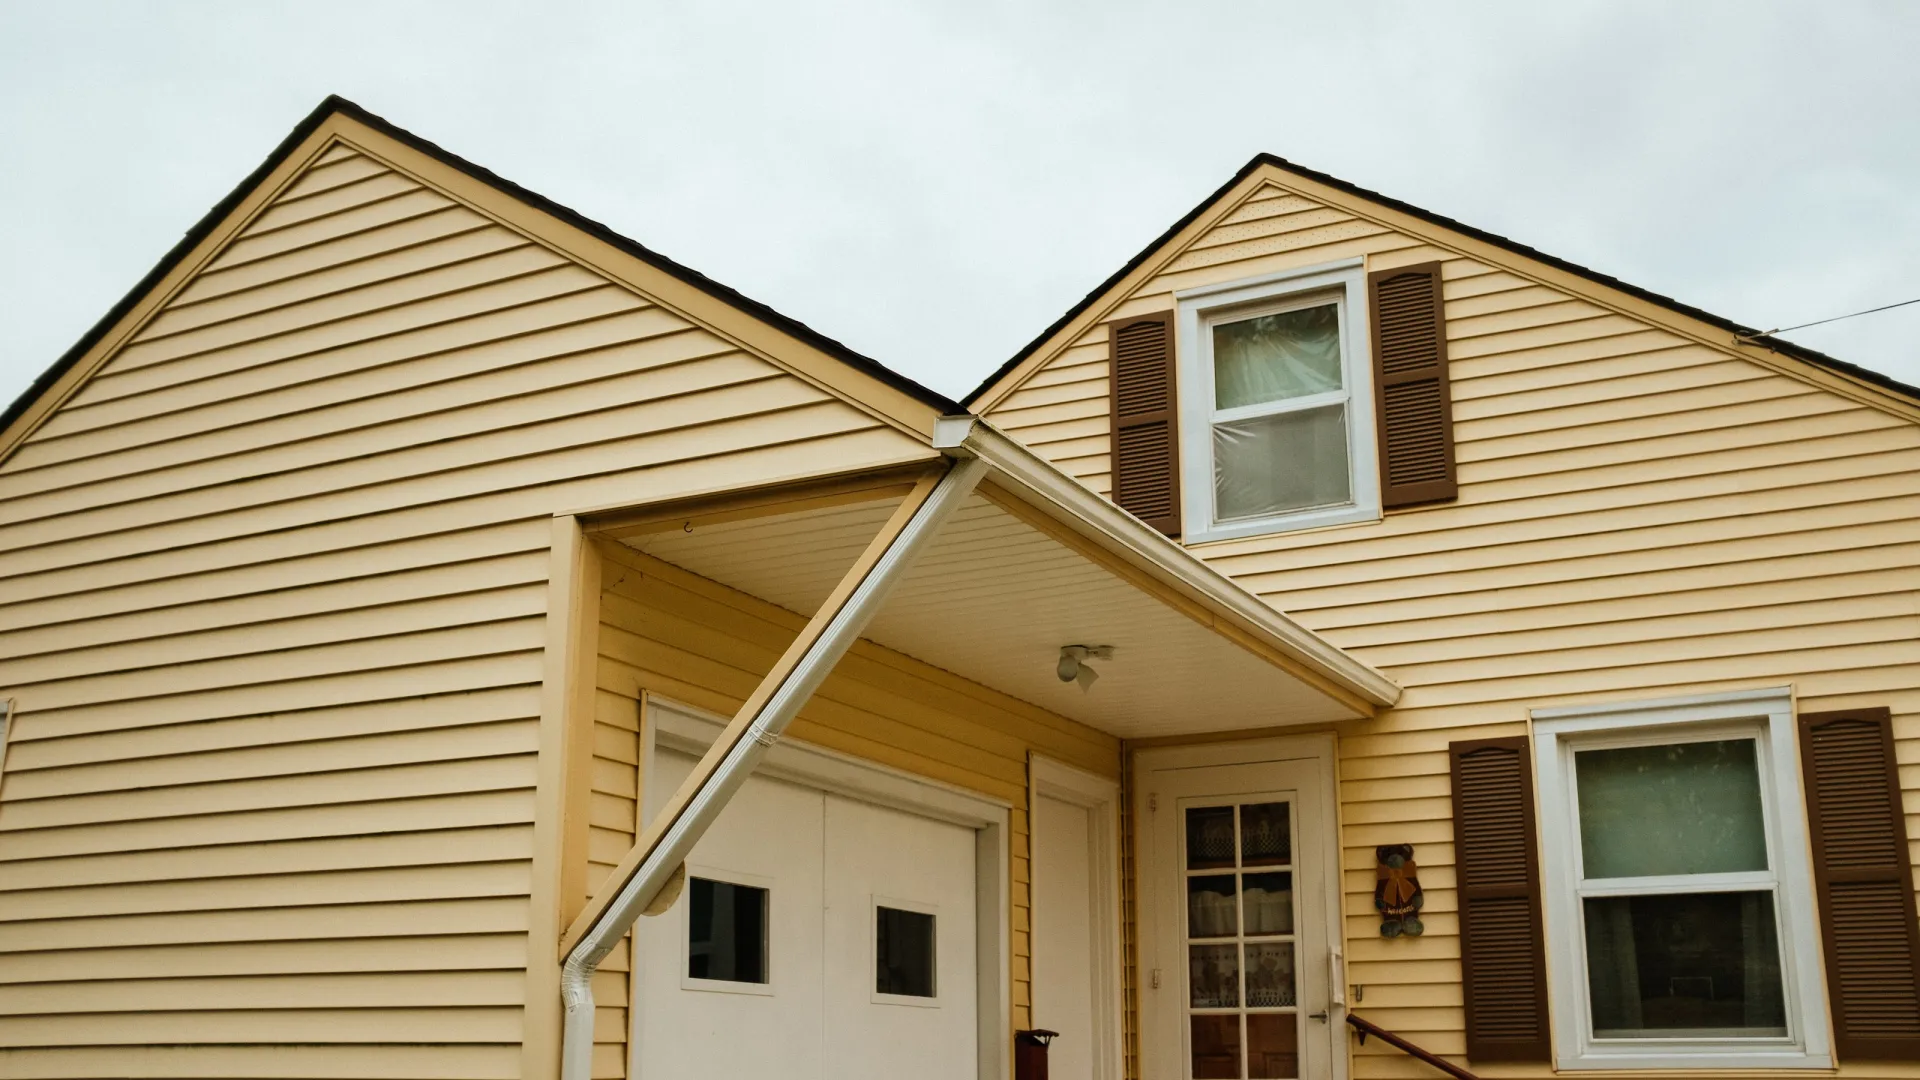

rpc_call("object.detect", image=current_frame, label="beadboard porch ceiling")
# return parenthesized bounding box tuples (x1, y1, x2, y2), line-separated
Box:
(618, 489, 1369, 739)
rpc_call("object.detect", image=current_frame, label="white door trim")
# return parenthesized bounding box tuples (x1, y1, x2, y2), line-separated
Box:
(639, 693, 1012, 1080)
(1132, 733, 1347, 1080)
(1029, 754, 1125, 1080)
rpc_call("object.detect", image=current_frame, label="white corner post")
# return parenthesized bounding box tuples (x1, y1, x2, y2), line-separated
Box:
(557, 454, 987, 1080)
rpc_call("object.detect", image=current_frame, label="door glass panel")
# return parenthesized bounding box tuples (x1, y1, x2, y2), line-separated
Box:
(1240, 804, 1291, 865)
(1575, 738, 1769, 878)
(1245, 943, 1295, 1007)
(1187, 807, 1237, 869)
(1183, 797, 1299, 1078)
(1583, 890, 1787, 1037)
(1189, 944, 1240, 1008)
(1247, 1013, 1300, 1079)
(1191, 1015, 1242, 1079)
(1242, 872, 1293, 935)
(1188, 876, 1239, 938)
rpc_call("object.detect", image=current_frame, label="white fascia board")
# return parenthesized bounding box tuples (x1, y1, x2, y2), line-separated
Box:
(935, 416, 1401, 710)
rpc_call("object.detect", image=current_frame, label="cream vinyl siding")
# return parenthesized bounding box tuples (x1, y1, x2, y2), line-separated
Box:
(986, 178, 1920, 1080)
(0, 141, 931, 1079)
(594, 540, 1121, 1059)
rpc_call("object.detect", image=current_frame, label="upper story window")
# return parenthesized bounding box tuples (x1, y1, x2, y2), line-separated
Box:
(1175, 262, 1381, 542)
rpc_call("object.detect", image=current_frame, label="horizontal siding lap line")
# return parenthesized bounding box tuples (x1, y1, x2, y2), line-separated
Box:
(0, 355, 785, 532)
(204, 187, 465, 274)
(167, 207, 502, 311)
(2, 304, 702, 484)
(0, 399, 874, 584)
(0, 582, 547, 687)
(2, 615, 545, 712)
(2, 718, 542, 800)
(159, 222, 520, 333)
(1206, 460, 1920, 573)
(1314, 561, 1920, 646)
(133, 238, 553, 350)
(0, 425, 920, 632)
(0, 861, 536, 924)
(0, 550, 550, 655)
(0, 518, 551, 630)
(86, 262, 609, 392)
(235, 174, 438, 240)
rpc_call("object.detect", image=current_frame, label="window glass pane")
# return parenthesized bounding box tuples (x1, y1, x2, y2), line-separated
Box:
(1240, 803, 1291, 865)
(875, 906, 936, 997)
(1243, 872, 1293, 936)
(1247, 1013, 1300, 1079)
(1213, 405, 1351, 521)
(1186, 806, 1236, 869)
(687, 877, 768, 983)
(1575, 739, 1768, 878)
(1189, 943, 1240, 1008)
(1245, 942, 1295, 1008)
(1188, 875, 1239, 938)
(1583, 891, 1787, 1038)
(1190, 1014, 1241, 1079)
(1213, 304, 1342, 409)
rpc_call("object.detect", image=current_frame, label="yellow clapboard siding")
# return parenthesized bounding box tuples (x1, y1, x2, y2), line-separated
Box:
(0, 935, 529, 984)
(0, 970, 526, 1016)
(0, 860, 531, 922)
(0, 1007, 523, 1046)
(0, 897, 530, 952)
(987, 173, 1920, 1080)
(0, 825, 536, 892)
(0, 1044, 520, 1080)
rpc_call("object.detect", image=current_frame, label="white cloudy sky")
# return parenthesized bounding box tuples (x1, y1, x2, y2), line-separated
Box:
(3, 1, 1918, 407)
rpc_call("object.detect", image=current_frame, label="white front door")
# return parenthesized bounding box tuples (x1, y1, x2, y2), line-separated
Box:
(1136, 742, 1343, 1080)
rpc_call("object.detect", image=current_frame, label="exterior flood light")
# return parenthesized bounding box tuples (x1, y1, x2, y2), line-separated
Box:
(1055, 645, 1114, 690)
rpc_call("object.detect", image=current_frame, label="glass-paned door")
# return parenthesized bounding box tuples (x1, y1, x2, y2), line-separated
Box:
(1182, 799, 1301, 1079)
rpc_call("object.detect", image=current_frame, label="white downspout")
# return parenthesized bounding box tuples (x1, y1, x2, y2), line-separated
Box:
(558, 454, 987, 1080)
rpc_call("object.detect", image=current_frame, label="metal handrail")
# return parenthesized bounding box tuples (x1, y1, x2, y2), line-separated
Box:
(1346, 1012, 1480, 1080)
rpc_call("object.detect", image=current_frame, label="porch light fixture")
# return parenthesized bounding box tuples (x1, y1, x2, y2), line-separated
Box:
(1055, 645, 1113, 690)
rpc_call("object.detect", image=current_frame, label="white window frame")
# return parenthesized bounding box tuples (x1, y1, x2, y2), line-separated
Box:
(872, 894, 943, 1008)
(1175, 258, 1379, 543)
(1531, 688, 1832, 1070)
(680, 864, 775, 996)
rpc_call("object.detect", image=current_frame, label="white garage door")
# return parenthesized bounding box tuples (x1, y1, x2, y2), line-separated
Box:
(634, 743, 981, 1080)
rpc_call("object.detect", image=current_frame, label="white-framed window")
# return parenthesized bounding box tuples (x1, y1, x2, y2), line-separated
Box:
(681, 865, 774, 996)
(872, 895, 940, 1007)
(1531, 688, 1832, 1070)
(1175, 258, 1378, 542)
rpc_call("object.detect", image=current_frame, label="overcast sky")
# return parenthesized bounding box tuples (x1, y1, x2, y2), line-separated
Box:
(4, 1, 1918, 408)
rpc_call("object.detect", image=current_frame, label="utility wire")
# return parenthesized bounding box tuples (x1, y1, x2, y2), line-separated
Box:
(1736, 295, 1920, 343)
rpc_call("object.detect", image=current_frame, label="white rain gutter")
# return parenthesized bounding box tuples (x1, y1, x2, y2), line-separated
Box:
(557, 454, 987, 1080)
(933, 415, 1401, 709)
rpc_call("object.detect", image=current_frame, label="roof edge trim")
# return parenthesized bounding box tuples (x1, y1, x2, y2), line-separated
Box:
(2, 94, 959, 452)
(964, 152, 1920, 410)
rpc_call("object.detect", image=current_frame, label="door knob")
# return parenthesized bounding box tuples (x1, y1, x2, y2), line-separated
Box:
(1309, 1011, 1329, 1022)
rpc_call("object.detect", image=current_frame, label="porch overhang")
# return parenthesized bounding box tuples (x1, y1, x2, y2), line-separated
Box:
(607, 418, 1398, 737)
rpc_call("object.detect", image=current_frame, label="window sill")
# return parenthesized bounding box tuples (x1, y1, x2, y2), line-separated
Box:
(1554, 1048, 1834, 1071)
(1183, 502, 1380, 545)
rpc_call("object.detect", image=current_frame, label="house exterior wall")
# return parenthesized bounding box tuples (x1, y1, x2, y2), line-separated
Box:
(983, 175, 1920, 1078)
(591, 539, 1122, 1076)
(0, 125, 939, 1079)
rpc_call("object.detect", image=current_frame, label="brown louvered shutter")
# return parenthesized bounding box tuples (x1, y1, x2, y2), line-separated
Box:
(1450, 736, 1551, 1062)
(1799, 707, 1920, 1060)
(1369, 264, 1458, 507)
(1108, 312, 1180, 536)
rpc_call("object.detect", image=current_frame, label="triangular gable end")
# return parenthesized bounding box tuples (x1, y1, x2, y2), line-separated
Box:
(968, 155, 1920, 426)
(0, 96, 958, 466)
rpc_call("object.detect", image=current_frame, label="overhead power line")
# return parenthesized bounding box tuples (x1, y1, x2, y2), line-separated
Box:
(1736, 295, 1920, 343)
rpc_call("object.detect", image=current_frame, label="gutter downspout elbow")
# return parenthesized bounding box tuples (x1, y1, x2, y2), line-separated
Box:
(559, 939, 609, 1080)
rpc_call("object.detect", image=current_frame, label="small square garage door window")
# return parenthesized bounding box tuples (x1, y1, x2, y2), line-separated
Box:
(875, 903, 937, 1000)
(688, 876, 769, 985)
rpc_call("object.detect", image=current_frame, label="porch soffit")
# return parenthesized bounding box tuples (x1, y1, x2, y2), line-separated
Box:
(621, 490, 1370, 739)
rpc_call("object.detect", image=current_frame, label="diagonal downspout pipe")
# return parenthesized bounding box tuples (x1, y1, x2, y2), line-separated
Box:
(558, 454, 987, 1080)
